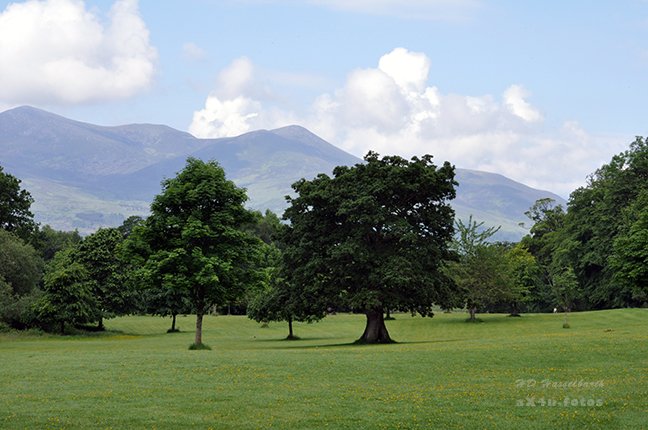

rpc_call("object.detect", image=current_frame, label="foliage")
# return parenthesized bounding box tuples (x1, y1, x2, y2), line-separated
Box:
(31, 225, 82, 262)
(503, 243, 541, 314)
(282, 151, 458, 342)
(246, 210, 326, 339)
(609, 192, 648, 306)
(76, 227, 136, 328)
(447, 216, 527, 320)
(0, 229, 43, 296)
(0, 165, 37, 241)
(117, 215, 144, 238)
(561, 136, 648, 308)
(135, 158, 261, 347)
(0, 278, 42, 330)
(451, 215, 501, 255)
(35, 249, 98, 334)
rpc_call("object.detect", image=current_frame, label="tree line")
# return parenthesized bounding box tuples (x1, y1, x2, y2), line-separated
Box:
(0, 138, 646, 347)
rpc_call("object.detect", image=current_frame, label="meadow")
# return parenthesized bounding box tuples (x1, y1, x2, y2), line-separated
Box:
(1, 309, 646, 429)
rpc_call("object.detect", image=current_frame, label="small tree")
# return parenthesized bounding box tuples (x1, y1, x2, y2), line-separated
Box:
(504, 243, 540, 316)
(448, 216, 520, 322)
(247, 245, 327, 339)
(76, 228, 134, 329)
(35, 250, 98, 334)
(550, 266, 580, 328)
(246, 210, 326, 339)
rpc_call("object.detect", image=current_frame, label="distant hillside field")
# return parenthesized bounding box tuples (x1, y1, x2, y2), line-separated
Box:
(0, 106, 565, 239)
(0, 309, 645, 429)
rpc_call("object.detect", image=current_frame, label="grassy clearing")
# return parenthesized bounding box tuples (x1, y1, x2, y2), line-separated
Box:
(1, 309, 646, 429)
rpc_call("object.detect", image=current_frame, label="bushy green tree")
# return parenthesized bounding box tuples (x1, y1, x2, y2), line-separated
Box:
(136, 158, 261, 348)
(76, 227, 134, 329)
(283, 152, 458, 343)
(504, 243, 541, 315)
(35, 249, 98, 334)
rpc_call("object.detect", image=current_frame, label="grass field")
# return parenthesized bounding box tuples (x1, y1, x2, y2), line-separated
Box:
(1, 309, 646, 429)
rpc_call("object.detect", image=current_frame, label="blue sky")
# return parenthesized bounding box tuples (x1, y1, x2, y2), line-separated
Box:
(1, 0, 647, 197)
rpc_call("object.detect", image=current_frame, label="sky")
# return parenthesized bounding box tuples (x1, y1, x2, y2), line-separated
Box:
(1, 0, 647, 198)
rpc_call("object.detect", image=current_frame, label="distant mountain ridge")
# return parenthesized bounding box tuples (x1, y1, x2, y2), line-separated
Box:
(0, 106, 565, 240)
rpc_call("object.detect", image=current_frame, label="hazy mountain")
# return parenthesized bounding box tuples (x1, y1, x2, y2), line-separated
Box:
(0, 106, 565, 239)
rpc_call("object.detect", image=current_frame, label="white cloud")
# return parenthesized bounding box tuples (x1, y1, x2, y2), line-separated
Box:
(378, 47, 430, 92)
(503, 84, 543, 122)
(0, 0, 156, 105)
(190, 47, 627, 197)
(189, 96, 260, 138)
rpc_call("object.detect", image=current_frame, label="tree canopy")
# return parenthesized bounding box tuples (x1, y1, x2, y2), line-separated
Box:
(282, 152, 459, 343)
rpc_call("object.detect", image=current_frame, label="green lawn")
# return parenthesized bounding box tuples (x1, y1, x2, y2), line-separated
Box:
(1, 309, 646, 429)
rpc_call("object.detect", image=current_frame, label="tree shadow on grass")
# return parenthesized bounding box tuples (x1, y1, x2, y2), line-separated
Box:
(258, 338, 467, 350)
(251, 336, 340, 343)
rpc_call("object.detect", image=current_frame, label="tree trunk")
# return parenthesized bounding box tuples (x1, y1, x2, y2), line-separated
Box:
(357, 309, 392, 343)
(60, 320, 65, 335)
(194, 311, 203, 345)
(468, 307, 477, 321)
(97, 316, 104, 331)
(171, 313, 177, 331)
(287, 317, 296, 339)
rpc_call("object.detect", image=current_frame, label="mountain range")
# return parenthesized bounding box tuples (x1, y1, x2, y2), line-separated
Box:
(0, 106, 566, 241)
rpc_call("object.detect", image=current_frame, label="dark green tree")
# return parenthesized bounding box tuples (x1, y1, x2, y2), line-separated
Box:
(504, 243, 540, 315)
(0, 229, 43, 296)
(520, 199, 568, 311)
(282, 152, 458, 343)
(76, 227, 134, 329)
(247, 242, 327, 339)
(137, 158, 260, 348)
(35, 249, 98, 334)
(562, 137, 648, 308)
(0, 165, 37, 241)
(140, 247, 193, 332)
(245, 209, 326, 339)
(609, 192, 648, 306)
(32, 225, 82, 261)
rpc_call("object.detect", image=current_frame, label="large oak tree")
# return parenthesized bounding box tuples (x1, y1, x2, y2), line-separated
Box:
(282, 152, 459, 343)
